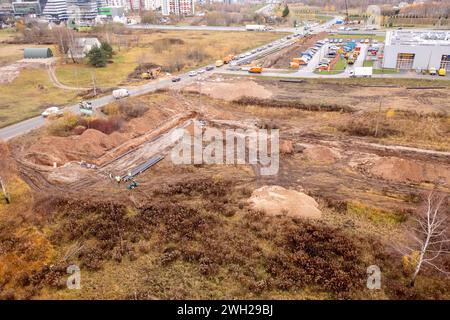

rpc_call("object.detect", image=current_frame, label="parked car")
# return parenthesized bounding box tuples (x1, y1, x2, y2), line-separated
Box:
(41, 106, 63, 118)
(197, 69, 205, 74)
(171, 77, 181, 82)
(188, 71, 198, 77)
(205, 66, 214, 71)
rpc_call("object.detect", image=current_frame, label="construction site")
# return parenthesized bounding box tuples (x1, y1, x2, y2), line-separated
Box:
(1, 70, 449, 300)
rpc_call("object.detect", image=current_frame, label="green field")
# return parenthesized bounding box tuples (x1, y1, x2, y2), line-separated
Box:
(328, 33, 385, 42)
(315, 58, 347, 75)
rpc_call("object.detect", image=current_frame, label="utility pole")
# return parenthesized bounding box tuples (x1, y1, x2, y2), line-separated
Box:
(91, 71, 97, 97)
(374, 98, 382, 137)
(344, 0, 349, 23)
(0, 177, 10, 204)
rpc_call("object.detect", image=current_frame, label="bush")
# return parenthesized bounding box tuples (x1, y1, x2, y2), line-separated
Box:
(78, 116, 123, 134)
(47, 113, 79, 136)
(118, 102, 148, 119)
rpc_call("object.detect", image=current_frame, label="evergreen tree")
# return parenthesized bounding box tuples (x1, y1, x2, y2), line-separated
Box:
(87, 45, 107, 67)
(282, 5, 290, 18)
(100, 42, 113, 59)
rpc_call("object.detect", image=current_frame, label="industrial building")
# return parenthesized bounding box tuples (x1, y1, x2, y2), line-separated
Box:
(383, 29, 450, 71)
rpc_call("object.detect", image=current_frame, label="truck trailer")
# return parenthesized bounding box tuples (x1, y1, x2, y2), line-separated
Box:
(245, 25, 267, 31)
(349, 67, 373, 78)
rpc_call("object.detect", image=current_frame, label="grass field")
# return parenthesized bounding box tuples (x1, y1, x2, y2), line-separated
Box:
(55, 30, 286, 88)
(328, 33, 385, 42)
(0, 68, 79, 128)
(315, 58, 347, 75)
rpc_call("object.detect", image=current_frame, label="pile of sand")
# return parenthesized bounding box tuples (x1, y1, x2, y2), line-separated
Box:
(303, 145, 341, 163)
(248, 185, 322, 219)
(186, 80, 273, 101)
(27, 129, 127, 166)
(369, 157, 450, 185)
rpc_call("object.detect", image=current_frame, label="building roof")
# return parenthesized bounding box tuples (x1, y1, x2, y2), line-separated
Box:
(386, 29, 450, 46)
(23, 47, 53, 58)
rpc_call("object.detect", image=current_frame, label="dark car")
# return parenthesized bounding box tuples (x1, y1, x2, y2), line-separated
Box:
(205, 66, 214, 71)
(171, 77, 181, 82)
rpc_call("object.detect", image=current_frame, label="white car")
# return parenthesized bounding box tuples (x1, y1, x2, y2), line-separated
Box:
(188, 71, 198, 77)
(197, 69, 205, 74)
(41, 106, 63, 118)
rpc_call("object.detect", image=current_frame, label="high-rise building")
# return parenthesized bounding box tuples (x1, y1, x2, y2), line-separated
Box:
(161, 0, 193, 16)
(12, 1, 42, 15)
(42, 0, 68, 20)
(66, 0, 98, 21)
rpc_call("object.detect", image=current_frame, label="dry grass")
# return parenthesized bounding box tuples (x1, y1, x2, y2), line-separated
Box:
(54, 30, 285, 88)
(0, 68, 79, 128)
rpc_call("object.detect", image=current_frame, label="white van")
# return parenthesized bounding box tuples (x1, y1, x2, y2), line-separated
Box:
(112, 88, 130, 99)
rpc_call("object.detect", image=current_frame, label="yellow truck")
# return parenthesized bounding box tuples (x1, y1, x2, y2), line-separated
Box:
(223, 54, 235, 64)
(248, 66, 263, 74)
(140, 67, 161, 79)
(215, 60, 224, 67)
(438, 68, 446, 76)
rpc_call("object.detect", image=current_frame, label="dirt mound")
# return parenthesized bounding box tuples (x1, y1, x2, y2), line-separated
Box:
(369, 157, 450, 185)
(303, 145, 342, 163)
(27, 129, 127, 166)
(248, 185, 322, 219)
(255, 32, 327, 68)
(280, 140, 294, 154)
(186, 80, 273, 101)
(127, 63, 162, 80)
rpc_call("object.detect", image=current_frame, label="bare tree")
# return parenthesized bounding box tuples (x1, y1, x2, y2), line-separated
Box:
(398, 192, 450, 287)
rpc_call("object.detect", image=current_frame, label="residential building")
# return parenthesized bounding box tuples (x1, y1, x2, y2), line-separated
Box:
(383, 29, 450, 71)
(161, 0, 194, 16)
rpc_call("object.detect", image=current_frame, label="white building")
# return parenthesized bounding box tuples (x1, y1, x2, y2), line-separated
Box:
(162, 0, 194, 16)
(383, 29, 450, 71)
(68, 37, 101, 59)
(42, 0, 68, 20)
(105, 0, 160, 11)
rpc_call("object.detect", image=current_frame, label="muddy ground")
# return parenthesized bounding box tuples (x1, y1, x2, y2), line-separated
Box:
(253, 33, 327, 68)
(11, 76, 450, 212)
(3, 75, 450, 299)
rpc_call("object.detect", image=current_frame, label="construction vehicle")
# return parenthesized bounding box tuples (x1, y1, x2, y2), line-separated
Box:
(127, 180, 139, 190)
(140, 67, 161, 79)
(223, 54, 235, 64)
(438, 68, 446, 76)
(290, 62, 299, 69)
(347, 58, 355, 65)
(248, 66, 263, 74)
(215, 60, 224, 67)
(79, 101, 93, 116)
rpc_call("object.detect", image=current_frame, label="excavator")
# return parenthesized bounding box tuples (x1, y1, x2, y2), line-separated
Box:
(141, 67, 162, 80)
